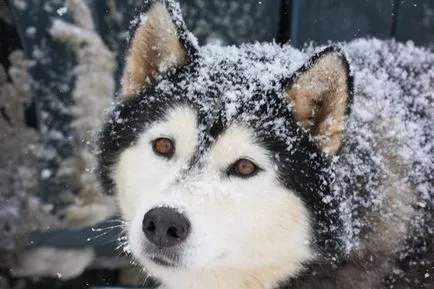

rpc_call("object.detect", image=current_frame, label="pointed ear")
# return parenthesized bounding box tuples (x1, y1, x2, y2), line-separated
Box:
(122, 0, 197, 96)
(285, 46, 353, 155)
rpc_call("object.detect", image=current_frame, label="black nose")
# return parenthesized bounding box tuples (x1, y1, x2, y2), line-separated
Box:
(142, 207, 191, 248)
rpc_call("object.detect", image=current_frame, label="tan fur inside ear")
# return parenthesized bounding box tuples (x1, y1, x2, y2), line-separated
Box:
(286, 52, 350, 155)
(122, 2, 186, 96)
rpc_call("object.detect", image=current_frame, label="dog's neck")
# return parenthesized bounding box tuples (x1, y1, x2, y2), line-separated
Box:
(155, 265, 296, 289)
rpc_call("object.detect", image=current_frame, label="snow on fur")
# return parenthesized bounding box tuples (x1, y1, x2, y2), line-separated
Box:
(120, 9, 434, 259)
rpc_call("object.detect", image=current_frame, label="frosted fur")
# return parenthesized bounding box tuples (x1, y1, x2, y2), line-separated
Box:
(330, 39, 433, 247)
(99, 1, 434, 288)
(116, 108, 313, 289)
(106, 38, 433, 288)
(130, 38, 433, 255)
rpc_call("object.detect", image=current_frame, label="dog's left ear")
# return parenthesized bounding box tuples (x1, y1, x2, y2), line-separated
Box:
(122, 0, 197, 96)
(285, 46, 352, 155)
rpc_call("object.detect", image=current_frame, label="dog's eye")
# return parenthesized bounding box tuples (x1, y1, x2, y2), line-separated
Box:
(229, 159, 258, 178)
(153, 138, 175, 158)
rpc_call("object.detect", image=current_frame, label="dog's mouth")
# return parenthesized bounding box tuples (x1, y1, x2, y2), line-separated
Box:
(147, 254, 179, 268)
(142, 243, 182, 268)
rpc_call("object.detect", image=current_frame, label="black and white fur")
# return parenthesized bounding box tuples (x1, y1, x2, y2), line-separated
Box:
(97, 1, 434, 288)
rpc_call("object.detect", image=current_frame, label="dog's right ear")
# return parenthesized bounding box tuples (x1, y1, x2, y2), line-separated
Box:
(122, 0, 197, 96)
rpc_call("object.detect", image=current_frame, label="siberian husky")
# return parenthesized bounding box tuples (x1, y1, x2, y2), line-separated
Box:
(96, 1, 434, 288)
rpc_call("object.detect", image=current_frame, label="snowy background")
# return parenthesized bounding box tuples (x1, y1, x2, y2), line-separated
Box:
(0, 0, 433, 288)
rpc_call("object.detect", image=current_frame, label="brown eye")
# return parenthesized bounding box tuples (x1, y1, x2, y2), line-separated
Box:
(230, 158, 259, 178)
(153, 138, 175, 158)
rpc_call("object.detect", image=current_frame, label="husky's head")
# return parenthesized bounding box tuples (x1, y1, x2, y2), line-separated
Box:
(97, 0, 352, 287)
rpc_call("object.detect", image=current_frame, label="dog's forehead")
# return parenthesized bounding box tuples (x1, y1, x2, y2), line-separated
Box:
(152, 44, 308, 140)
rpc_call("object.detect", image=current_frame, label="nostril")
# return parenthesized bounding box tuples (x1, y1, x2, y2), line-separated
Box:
(167, 226, 178, 238)
(167, 225, 189, 239)
(146, 221, 156, 232)
(168, 224, 188, 240)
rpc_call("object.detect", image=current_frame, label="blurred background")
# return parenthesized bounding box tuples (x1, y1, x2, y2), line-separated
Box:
(0, 0, 433, 288)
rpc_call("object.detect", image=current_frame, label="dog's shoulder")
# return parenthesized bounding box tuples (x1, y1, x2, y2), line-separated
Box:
(283, 38, 434, 289)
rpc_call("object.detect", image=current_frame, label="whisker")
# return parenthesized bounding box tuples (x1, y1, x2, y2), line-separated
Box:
(91, 224, 125, 232)
(85, 229, 114, 242)
(106, 218, 128, 225)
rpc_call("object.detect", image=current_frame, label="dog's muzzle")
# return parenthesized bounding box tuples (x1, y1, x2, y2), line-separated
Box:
(142, 207, 191, 248)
